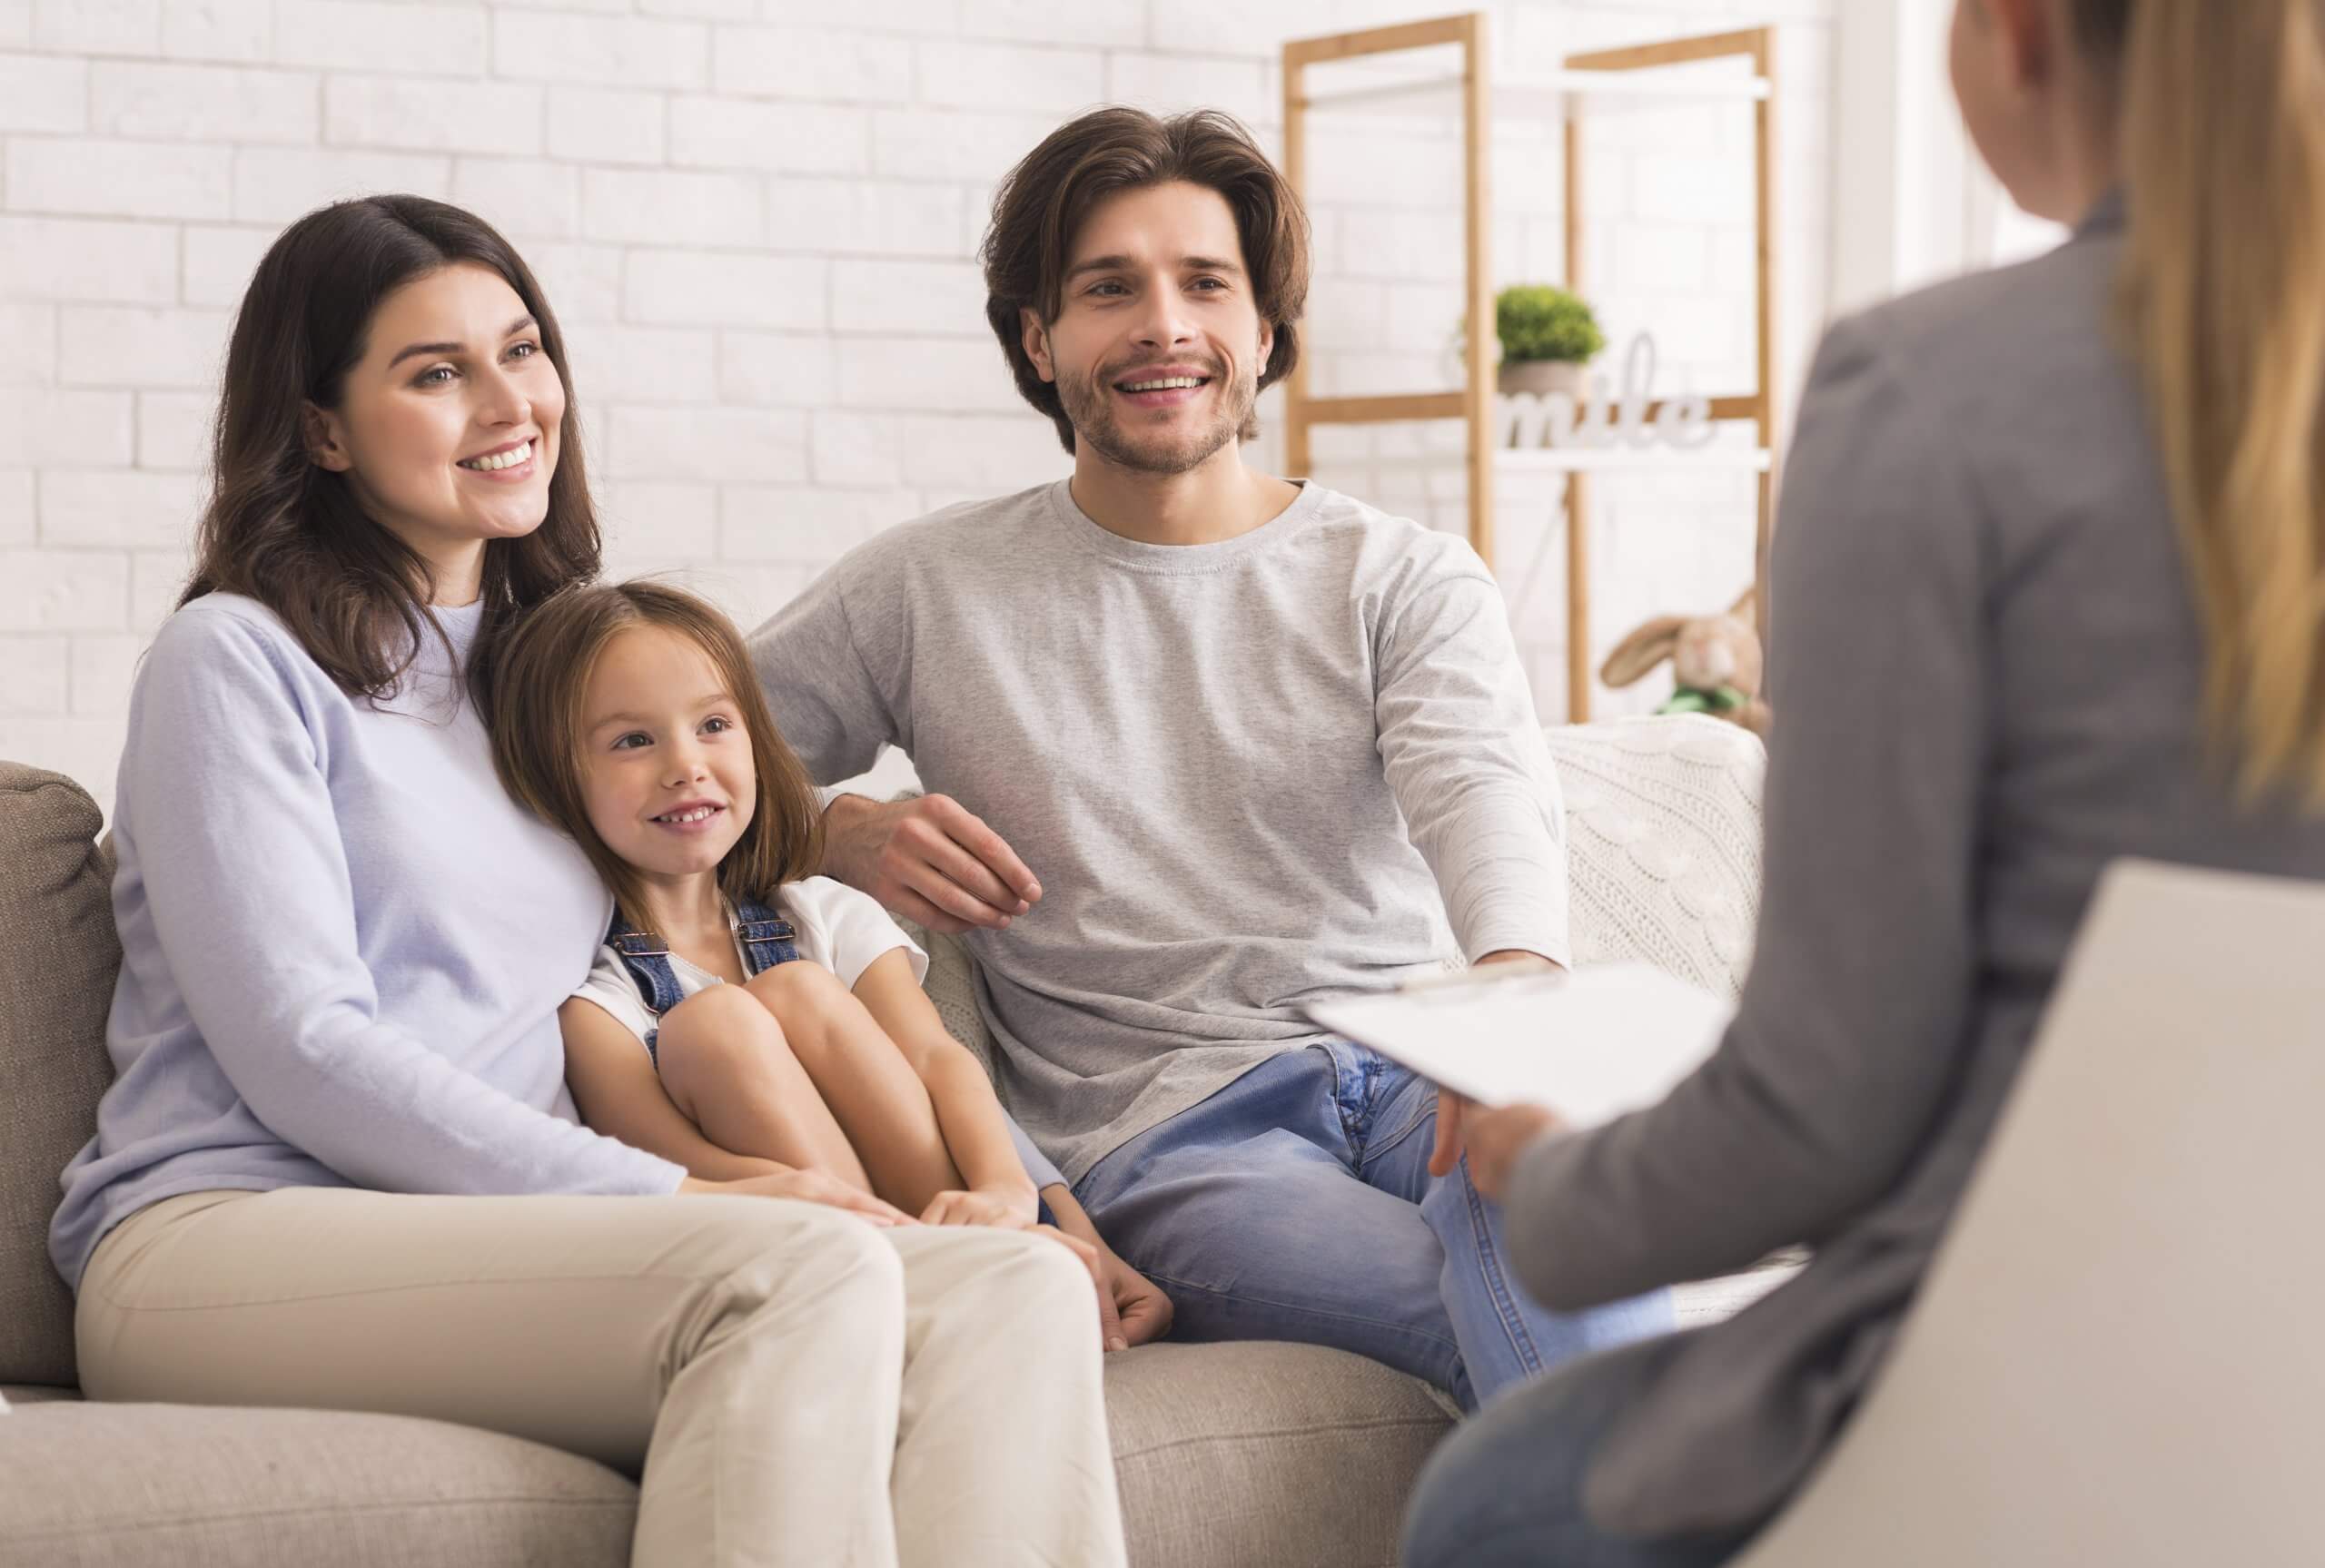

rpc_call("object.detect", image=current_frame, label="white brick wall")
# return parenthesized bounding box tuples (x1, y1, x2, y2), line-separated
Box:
(1, 0, 1836, 813)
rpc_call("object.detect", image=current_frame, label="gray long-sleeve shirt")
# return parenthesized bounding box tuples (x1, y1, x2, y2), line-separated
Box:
(748, 478, 1568, 1185)
(1509, 192, 2325, 1535)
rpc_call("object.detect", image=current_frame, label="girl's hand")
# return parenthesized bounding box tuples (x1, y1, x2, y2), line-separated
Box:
(920, 1186, 1039, 1229)
(1024, 1223, 1134, 1349)
(1095, 1248, 1172, 1351)
(680, 1169, 919, 1227)
(1458, 1103, 1568, 1202)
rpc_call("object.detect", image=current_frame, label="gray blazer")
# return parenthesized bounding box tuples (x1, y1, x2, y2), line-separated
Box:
(1508, 192, 2325, 1537)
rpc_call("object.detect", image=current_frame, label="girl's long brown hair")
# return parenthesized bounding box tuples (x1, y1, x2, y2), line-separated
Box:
(183, 194, 600, 704)
(489, 580, 824, 933)
(2101, 0, 2325, 802)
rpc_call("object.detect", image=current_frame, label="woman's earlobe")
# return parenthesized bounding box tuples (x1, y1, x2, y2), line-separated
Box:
(301, 401, 352, 472)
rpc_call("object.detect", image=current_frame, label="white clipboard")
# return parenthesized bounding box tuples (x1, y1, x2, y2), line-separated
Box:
(1304, 962, 1733, 1129)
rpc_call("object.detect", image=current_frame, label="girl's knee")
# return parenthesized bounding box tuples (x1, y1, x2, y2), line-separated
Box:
(744, 960, 847, 1018)
(656, 985, 790, 1086)
(664, 981, 778, 1037)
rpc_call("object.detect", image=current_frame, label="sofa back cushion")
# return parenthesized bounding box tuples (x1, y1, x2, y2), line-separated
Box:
(1547, 715, 1765, 1000)
(0, 764, 120, 1388)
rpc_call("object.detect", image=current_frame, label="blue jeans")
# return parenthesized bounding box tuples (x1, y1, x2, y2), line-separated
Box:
(1401, 1334, 1761, 1568)
(1073, 1041, 1672, 1410)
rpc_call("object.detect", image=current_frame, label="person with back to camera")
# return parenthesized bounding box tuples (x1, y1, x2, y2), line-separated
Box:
(47, 193, 1128, 1568)
(1400, 1, 2325, 1563)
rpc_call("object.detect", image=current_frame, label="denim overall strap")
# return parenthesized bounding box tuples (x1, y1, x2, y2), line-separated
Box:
(731, 895, 803, 978)
(605, 914, 687, 1021)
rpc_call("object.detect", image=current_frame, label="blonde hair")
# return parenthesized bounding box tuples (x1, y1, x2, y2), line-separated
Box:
(2107, 0, 2325, 802)
(488, 580, 825, 933)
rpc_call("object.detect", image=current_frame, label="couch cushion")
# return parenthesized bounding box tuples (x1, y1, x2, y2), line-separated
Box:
(0, 1345, 1443, 1568)
(0, 1400, 635, 1568)
(0, 764, 121, 1389)
(1, 1382, 80, 1406)
(1106, 1341, 1452, 1568)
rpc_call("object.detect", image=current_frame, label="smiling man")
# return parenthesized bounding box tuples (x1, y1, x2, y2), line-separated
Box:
(748, 108, 1667, 1408)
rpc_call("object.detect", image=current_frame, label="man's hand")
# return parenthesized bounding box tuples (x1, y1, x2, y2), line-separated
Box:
(822, 794, 1042, 934)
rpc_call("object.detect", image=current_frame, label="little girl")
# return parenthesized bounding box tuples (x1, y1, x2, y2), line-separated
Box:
(489, 579, 1052, 1232)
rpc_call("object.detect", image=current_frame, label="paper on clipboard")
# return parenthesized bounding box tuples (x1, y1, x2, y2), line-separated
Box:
(1304, 962, 1734, 1129)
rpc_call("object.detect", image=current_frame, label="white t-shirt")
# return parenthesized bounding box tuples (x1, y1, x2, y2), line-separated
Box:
(572, 875, 929, 1046)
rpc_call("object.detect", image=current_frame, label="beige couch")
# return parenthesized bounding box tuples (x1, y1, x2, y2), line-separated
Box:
(0, 716, 1765, 1568)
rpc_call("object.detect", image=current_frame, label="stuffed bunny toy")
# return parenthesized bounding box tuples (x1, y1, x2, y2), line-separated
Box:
(1599, 587, 1772, 735)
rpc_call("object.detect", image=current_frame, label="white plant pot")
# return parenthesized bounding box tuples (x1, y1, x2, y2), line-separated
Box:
(1497, 360, 1589, 399)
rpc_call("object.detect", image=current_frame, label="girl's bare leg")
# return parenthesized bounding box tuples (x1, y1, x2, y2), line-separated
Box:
(653, 984, 873, 1192)
(746, 963, 965, 1212)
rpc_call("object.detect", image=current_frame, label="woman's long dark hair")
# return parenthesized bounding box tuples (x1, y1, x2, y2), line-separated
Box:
(183, 194, 600, 704)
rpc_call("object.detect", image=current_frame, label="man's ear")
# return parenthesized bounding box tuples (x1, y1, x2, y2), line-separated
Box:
(1019, 307, 1056, 385)
(302, 400, 354, 473)
(1256, 317, 1276, 372)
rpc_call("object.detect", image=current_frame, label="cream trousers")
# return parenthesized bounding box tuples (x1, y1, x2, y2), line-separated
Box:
(76, 1188, 1127, 1568)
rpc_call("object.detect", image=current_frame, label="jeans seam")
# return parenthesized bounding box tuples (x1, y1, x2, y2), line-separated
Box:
(1460, 1156, 1545, 1377)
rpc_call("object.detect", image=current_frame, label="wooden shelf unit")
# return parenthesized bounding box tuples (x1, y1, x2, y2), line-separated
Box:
(1281, 16, 1781, 722)
(1282, 14, 1498, 572)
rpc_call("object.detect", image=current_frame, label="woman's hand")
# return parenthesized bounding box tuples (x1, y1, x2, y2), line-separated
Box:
(1456, 1102, 1568, 1202)
(679, 1168, 918, 1227)
(921, 1185, 1039, 1229)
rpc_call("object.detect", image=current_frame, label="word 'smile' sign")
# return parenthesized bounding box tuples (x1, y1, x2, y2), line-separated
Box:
(1500, 334, 1720, 453)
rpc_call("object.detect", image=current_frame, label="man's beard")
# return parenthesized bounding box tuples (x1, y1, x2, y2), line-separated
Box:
(1055, 357, 1259, 476)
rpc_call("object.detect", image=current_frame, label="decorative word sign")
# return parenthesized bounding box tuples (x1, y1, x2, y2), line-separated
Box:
(1500, 333, 1718, 452)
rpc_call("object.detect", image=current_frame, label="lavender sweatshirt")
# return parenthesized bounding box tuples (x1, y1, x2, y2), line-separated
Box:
(49, 593, 685, 1292)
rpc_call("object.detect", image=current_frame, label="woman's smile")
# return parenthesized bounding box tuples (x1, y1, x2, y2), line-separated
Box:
(456, 436, 540, 480)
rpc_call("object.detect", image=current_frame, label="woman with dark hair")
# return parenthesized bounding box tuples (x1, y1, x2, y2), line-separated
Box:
(48, 195, 1127, 1568)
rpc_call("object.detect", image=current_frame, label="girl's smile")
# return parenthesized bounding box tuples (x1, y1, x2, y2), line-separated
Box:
(650, 800, 731, 833)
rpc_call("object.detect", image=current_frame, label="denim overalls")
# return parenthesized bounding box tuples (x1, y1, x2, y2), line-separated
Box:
(607, 896, 799, 1065)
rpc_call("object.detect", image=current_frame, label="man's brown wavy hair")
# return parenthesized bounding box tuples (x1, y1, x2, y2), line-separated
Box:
(488, 580, 824, 935)
(980, 107, 1311, 454)
(182, 194, 599, 709)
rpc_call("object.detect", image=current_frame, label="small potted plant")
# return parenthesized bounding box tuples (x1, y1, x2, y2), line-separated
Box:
(1495, 283, 1605, 399)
